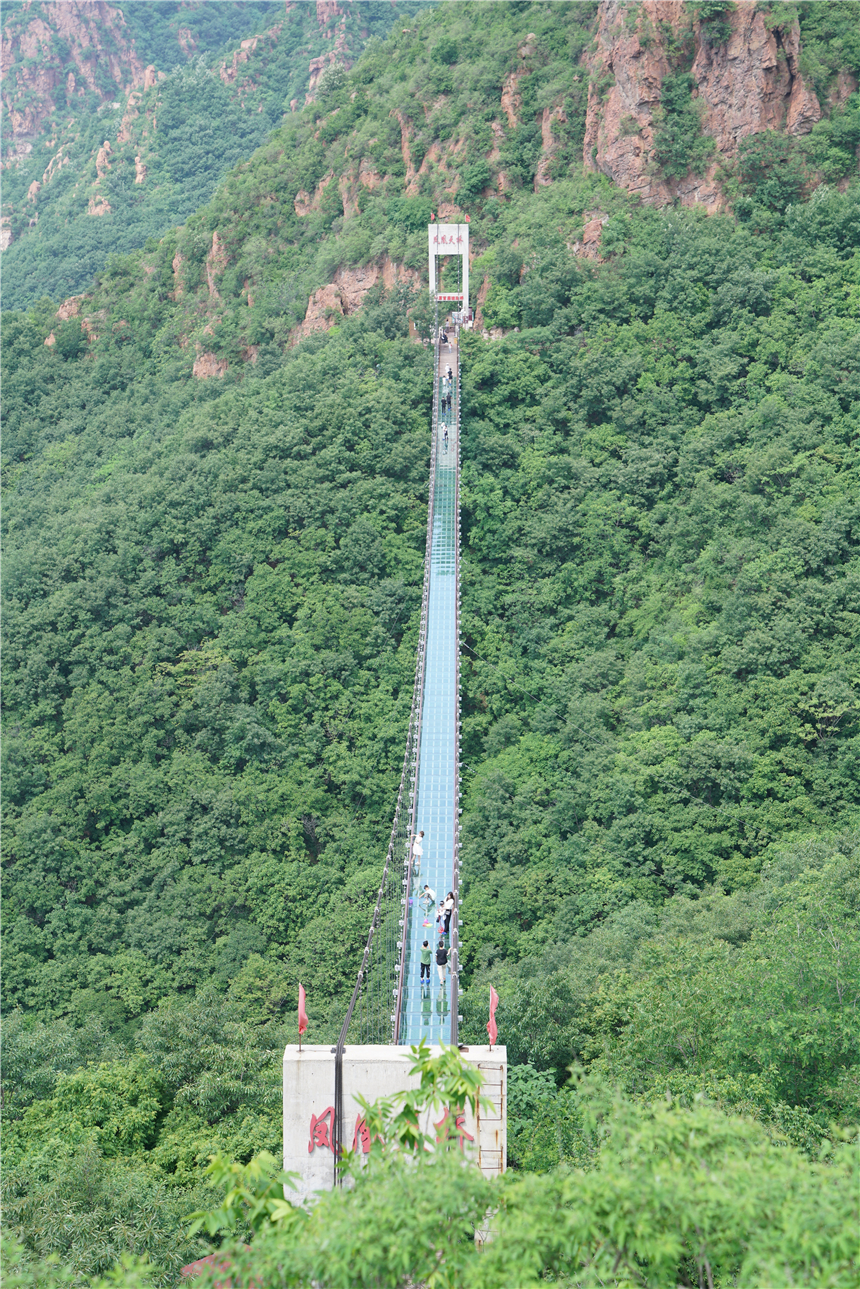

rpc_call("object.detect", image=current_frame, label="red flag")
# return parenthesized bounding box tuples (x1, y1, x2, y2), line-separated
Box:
(487, 985, 499, 1046)
(298, 983, 308, 1036)
(430, 211, 435, 221)
(465, 214, 470, 223)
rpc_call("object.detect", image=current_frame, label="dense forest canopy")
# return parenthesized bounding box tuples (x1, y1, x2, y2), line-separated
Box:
(2, 0, 859, 1283)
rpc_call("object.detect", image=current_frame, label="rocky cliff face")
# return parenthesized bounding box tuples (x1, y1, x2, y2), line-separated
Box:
(583, 0, 824, 209)
(1, 1, 144, 167)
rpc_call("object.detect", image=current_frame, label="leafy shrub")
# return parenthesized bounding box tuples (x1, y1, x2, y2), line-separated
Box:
(737, 130, 807, 210)
(432, 35, 459, 66)
(458, 159, 492, 203)
(652, 72, 716, 179)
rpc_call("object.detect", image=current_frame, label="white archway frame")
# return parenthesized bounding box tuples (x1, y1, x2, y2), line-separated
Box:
(428, 223, 470, 321)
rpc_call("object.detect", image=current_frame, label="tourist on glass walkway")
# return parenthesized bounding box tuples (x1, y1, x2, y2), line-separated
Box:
(420, 883, 436, 910)
(420, 940, 432, 984)
(412, 831, 424, 872)
(443, 891, 455, 935)
(436, 938, 449, 986)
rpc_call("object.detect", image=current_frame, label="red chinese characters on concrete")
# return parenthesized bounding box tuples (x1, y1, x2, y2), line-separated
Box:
(309, 1107, 472, 1156)
(308, 1106, 335, 1154)
(352, 1114, 371, 1154)
(434, 1106, 475, 1151)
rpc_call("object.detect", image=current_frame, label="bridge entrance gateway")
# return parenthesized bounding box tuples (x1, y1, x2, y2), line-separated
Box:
(284, 226, 504, 1202)
(428, 220, 470, 323)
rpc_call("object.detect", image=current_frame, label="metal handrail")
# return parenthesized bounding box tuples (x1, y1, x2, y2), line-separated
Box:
(450, 339, 462, 1045)
(393, 337, 441, 1041)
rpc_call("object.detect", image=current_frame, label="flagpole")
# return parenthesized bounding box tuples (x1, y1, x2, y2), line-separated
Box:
(299, 983, 308, 1052)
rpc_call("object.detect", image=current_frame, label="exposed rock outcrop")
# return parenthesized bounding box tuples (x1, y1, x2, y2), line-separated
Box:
(219, 27, 282, 86)
(316, 0, 344, 29)
(571, 214, 607, 262)
(298, 257, 421, 339)
(117, 92, 141, 144)
(176, 28, 196, 57)
(95, 140, 112, 180)
(294, 171, 334, 215)
(2, 2, 145, 162)
(358, 156, 383, 190)
(206, 231, 229, 300)
(193, 350, 228, 380)
(583, 0, 822, 209)
(500, 34, 538, 128)
(56, 296, 82, 320)
(534, 104, 567, 188)
(171, 251, 185, 300)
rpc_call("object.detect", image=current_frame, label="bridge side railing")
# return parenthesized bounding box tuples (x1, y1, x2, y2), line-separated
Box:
(450, 339, 462, 1045)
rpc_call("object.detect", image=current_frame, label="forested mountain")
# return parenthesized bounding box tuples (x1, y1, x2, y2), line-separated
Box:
(2, 1, 859, 1283)
(1, 0, 427, 306)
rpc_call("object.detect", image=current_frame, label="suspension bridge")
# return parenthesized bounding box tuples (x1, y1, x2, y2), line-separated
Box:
(284, 225, 506, 1197)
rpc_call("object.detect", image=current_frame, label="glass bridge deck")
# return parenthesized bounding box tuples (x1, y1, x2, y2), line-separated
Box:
(399, 345, 458, 1044)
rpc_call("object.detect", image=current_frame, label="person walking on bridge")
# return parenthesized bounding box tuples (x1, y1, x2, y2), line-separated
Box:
(436, 938, 449, 987)
(443, 891, 455, 937)
(420, 940, 432, 985)
(412, 831, 424, 876)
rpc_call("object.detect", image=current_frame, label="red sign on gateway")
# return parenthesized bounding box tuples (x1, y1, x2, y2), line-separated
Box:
(308, 1106, 335, 1154)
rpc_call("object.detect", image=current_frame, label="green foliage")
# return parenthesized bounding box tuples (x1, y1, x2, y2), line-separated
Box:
(797, 1, 860, 102)
(805, 93, 860, 182)
(477, 1082, 860, 1289)
(694, 1, 737, 45)
(507, 1063, 590, 1171)
(14, 1056, 163, 1156)
(455, 183, 860, 961)
(186, 1152, 301, 1237)
(464, 838, 860, 1143)
(71, 1068, 856, 1289)
(2, 1142, 211, 1286)
(114, 2, 281, 73)
(737, 129, 808, 211)
(459, 159, 492, 204)
(2, 303, 431, 1027)
(652, 72, 716, 179)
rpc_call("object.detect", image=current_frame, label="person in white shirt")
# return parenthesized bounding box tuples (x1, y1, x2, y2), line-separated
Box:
(420, 883, 436, 910)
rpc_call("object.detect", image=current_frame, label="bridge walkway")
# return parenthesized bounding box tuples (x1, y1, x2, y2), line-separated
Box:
(399, 336, 459, 1044)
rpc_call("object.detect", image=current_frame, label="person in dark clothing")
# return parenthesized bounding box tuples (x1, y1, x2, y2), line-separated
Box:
(420, 939, 432, 983)
(436, 938, 449, 986)
(443, 891, 454, 935)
